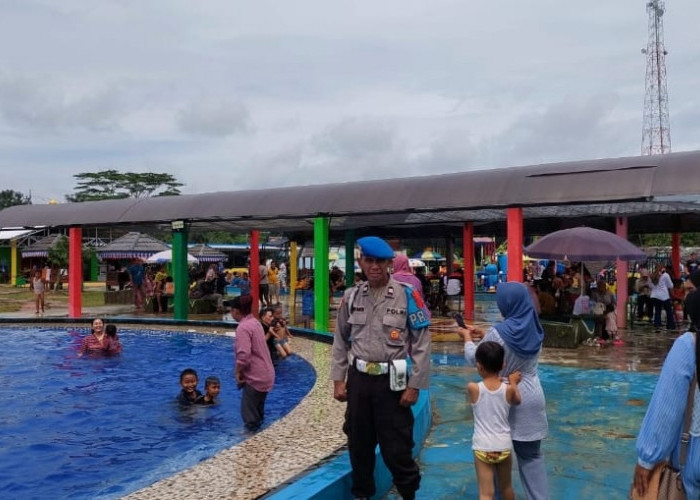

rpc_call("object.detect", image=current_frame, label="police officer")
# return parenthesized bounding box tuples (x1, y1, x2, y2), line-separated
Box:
(331, 236, 431, 500)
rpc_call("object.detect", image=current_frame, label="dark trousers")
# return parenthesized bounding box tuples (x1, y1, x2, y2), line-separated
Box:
(651, 298, 675, 329)
(344, 367, 420, 500)
(241, 384, 268, 431)
(259, 284, 269, 306)
(636, 295, 652, 319)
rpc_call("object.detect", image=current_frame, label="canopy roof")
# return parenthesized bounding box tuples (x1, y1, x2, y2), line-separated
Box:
(188, 244, 227, 262)
(21, 234, 63, 258)
(96, 232, 169, 260)
(1, 150, 699, 237)
(0, 229, 37, 242)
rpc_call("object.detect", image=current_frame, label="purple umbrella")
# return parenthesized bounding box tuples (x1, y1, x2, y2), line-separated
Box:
(524, 227, 646, 261)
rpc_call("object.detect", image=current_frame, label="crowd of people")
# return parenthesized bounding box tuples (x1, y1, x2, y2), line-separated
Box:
(113, 258, 290, 315)
(66, 240, 699, 497)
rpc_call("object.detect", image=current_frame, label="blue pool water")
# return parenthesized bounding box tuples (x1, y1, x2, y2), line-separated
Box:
(407, 353, 658, 499)
(0, 327, 315, 500)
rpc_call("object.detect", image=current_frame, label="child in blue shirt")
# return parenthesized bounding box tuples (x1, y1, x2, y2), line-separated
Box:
(176, 368, 202, 406)
(196, 376, 221, 405)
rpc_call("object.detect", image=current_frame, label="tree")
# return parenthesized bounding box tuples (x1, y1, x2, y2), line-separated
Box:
(65, 170, 183, 202)
(191, 231, 248, 244)
(47, 235, 96, 269)
(0, 189, 31, 210)
(637, 233, 700, 248)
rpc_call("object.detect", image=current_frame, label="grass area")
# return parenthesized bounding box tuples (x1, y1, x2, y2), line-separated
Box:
(0, 288, 34, 312)
(0, 285, 105, 312)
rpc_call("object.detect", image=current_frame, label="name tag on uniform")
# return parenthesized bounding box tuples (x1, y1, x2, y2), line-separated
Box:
(389, 360, 407, 391)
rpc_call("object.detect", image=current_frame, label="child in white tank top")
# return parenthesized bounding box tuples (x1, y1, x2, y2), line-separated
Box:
(32, 270, 47, 314)
(467, 341, 522, 500)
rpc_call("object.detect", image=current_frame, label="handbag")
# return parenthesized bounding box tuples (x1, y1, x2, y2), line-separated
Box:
(630, 371, 696, 500)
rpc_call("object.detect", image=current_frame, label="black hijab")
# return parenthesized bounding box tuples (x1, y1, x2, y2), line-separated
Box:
(683, 289, 700, 390)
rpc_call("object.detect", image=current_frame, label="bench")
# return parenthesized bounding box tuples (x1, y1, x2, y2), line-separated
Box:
(188, 298, 218, 314)
(104, 289, 134, 305)
(540, 314, 596, 348)
(142, 295, 218, 314)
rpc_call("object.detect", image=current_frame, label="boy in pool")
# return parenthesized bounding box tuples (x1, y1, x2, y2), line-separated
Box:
(196, 376, 221, 405)
(176, 368, 202, 406)
(467, 341, 522, 500)
(271, 305, 293, 356)
(104, 324, 123, 354)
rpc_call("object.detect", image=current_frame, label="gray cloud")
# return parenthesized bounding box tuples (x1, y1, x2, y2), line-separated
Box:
(177, 99, 252, 137)
(487, 94, 639, 166)
(0, 0, 698, 203)
(312, 117, 397, 160)
(0, 74, 125, 132)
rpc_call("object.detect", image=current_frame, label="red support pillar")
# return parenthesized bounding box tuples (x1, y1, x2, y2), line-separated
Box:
(463, 223, 475, 320)
(250, 230, 260, 313)
(671, 233, 681, 279)
(506, 208, 523, 283)
(68, 227, 83, 318)
(615, 217, 628, 329)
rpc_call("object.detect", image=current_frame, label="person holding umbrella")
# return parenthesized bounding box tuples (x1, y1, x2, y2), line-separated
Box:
(457, 282, 549, 499)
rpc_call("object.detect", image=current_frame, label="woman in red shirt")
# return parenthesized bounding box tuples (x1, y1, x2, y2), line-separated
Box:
(78, 318, 121, 357)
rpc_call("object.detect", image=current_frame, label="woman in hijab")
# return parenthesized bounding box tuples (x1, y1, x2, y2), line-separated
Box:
(631, 289, 700, 498)
(458, 281, 549, 499)
(391, 254, 425, 299)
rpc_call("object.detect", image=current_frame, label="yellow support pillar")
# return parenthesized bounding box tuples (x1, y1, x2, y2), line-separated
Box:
(289, 241, 298, 324)
(10, 240, 18, 286)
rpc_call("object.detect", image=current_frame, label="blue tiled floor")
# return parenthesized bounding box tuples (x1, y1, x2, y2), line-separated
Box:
(388, 355, 656, 499)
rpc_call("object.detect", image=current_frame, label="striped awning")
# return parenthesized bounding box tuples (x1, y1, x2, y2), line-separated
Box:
(22, 250, 49, 258)
(96, 232, 169, 260)
(21, 234, 63, 259)
(189, 244, 227, 263)
(98, 251, 160, 260)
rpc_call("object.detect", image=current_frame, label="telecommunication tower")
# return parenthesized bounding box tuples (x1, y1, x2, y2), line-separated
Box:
(641, 0, 671, 155)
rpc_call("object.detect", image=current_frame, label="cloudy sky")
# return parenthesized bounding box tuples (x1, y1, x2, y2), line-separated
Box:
(1, 0, 698, 204)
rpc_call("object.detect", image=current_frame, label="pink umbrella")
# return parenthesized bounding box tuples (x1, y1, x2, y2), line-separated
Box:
(524, 227, 646, 261)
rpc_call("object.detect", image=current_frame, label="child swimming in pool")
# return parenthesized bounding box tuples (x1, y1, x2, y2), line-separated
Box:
(467, 341, 522, 500)
(104, 324, 123, 354)
(271, 305, 293, 356)
(196, 376, 221, 405)
(176, 368, 202, 406)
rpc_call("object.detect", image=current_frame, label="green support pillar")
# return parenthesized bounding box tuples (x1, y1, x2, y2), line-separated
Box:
(172, 223, 190, 320)
(90, 253, 99, 282)
(313, 217, 330, 333)
(344, 229, 355, 288)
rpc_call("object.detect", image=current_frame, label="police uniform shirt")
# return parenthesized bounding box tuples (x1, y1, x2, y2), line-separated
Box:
(331, 277, 431, 390)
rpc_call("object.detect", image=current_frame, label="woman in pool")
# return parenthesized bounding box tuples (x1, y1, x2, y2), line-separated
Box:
(78, 318, 122, 357)
(457, 281, 549, 499)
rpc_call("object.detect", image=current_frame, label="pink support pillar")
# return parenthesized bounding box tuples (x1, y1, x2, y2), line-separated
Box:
(463, 223, 475, 320)
(671, 233, 681, 279)
(506, 208, 523, 283)
(68, 227, 83, 318)
(250, 230, 260, 313)
(615, 218, 628, 329)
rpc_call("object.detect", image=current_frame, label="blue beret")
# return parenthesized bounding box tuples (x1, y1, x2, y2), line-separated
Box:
(357, 236, 394, 259)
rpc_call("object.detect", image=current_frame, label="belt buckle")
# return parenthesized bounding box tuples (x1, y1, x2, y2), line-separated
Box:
(365, 362, 383, 375)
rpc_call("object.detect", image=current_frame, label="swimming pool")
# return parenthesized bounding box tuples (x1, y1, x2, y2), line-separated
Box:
(0, 326, 315, 499)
